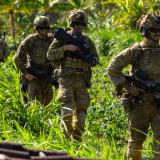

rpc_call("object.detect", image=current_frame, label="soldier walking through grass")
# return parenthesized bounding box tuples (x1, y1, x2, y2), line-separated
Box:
(47, 9, 99, 141)
(14, 16, 54, 106)
(108, 12, 160, 160)
(0, 23, 9, 62)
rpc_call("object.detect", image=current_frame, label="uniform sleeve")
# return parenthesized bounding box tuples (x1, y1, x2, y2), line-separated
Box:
(47, 38, 65, 61)
(14, 37, 30, 74)
(107, 47, 134, 87)
(88, 38, 99, 65)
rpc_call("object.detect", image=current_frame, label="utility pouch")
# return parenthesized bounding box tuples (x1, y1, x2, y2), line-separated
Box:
(120, 92, 144, 112)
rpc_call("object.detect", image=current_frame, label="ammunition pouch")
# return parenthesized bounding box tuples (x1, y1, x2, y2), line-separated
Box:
(65, 52, 82, 59)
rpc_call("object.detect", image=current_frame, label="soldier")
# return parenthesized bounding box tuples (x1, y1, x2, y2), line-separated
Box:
(0, 33, 9, 62)
(108, 12, 160, 160)
(47, 9, 99, 141)
(14, 16, 54, 106)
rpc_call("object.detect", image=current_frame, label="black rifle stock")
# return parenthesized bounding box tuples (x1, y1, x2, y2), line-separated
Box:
(125, 69, 160, 99)
(27, 67, 58, 87)
(54, 28, 99, 67)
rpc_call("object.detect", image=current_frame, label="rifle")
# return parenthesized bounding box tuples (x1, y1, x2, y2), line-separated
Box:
(54, 28, 99, 67)
(125, 69, 160, 99)
(27, 63, 58, 88)
(0, 142, 105, 160)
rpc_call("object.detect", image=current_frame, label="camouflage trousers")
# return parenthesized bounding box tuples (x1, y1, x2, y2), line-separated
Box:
(26, 79, 53, 106)
(57, 74, 90, 141)
(127, 93, 160, 160)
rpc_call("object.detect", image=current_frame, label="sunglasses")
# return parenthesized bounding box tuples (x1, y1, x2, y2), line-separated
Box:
(37, 26, 50, 30)
(72, 21, 87, 27)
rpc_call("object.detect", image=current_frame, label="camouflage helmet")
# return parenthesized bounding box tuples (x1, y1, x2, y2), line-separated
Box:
(34, 16, 50, 29)
(68, 9, 88, 27)
(137, 12, 160, 36)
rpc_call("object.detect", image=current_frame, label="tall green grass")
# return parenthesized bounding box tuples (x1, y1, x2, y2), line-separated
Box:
(0, 29, 153, 159)
(89, 27, 143, 56)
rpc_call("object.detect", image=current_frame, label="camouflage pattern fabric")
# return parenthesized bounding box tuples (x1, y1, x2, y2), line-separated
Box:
(57, 75, 90, 140)
(108, 42, 160, 159)
(14, 33, 54, 106)
(137, 12, 160, 32)
(68, 9, 87, 27)
(34, 16, 49, 27)
(47, 29, 99, 140)
(127, 92, 160, 160)
(27, 79, 53, 106)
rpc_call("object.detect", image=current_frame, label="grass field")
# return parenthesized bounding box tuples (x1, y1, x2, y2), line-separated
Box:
(0, 29, 154, 159)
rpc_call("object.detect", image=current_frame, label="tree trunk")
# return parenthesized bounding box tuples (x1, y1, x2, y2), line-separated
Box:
(9, 10, 16, 43)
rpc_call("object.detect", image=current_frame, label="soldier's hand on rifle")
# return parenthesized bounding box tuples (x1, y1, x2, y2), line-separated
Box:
(63, 44, 80, 52)
(25, 73, 37, 81)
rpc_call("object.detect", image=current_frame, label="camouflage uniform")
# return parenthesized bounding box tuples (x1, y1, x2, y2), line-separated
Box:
(47, 9, 99, 140)
(108, 13, 160, 160)
(14, 16, 54, 106)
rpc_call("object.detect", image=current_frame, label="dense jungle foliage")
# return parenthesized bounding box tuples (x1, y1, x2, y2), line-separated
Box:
(0, 0, 159, 159)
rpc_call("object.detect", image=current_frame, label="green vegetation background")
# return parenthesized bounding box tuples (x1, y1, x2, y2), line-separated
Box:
(0, 0, 158, 159)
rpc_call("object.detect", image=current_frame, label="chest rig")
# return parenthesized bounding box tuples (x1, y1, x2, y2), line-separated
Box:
(27, 34, 53, 66)
(60, 32, 91, 72)
(132, 44, 160, 82)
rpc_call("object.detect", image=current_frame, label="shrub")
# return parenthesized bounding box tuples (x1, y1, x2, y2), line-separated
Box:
(89, 28, 142, 56)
